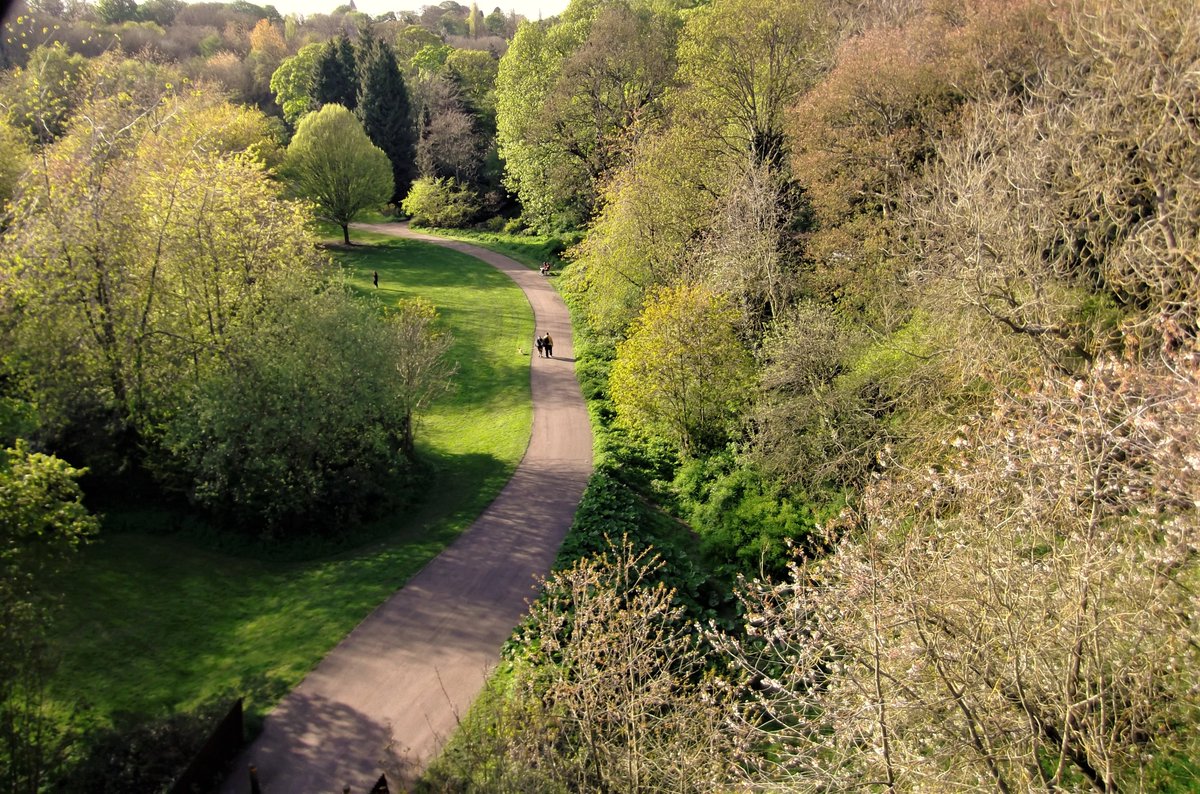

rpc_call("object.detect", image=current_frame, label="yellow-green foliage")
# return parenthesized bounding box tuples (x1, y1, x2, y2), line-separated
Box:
(564, 123, 723, 337)
(609, 283, 753, 455)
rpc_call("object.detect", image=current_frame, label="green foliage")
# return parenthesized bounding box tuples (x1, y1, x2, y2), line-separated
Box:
(444, 48, 497, 119)
(96, 0, 138, 24)
(563, 122, 723, 336)
(1, 441, 97, 793)
(160, 283, 442, 535)
(312, 33, 357, 110)
(401, 176, 480, 228)
(494, 19, 582, 228)
(609, 284, 754, 456)
(59, 699, 233, 793)
(283, 103, 393, 243)
(269, 42, 322, 126)
(0, 42, 90, 143)
(356, 37, 416, 202)
(675, 0, 829, 165)
(554, 469, 720, 620)
(1, 84, 308, 474)
(410, 43, 452, 75)
(673, 453, 837, 579)
(495, 2, 680, 229)
(0, 116, 29, 207)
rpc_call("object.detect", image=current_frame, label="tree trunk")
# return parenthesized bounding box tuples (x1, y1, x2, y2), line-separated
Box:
(342, 223, 351, 245)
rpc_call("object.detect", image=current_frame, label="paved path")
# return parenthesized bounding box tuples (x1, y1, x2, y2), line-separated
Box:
(222, 223, 593, 793)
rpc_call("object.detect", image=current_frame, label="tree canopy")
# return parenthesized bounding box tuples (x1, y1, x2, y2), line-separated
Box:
(282, 103, 393, 244)
(357, 32, 416, 203)
(609, 284, 753, 456)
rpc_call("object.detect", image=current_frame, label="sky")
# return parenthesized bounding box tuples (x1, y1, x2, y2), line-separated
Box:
(266, 0, 571, 22)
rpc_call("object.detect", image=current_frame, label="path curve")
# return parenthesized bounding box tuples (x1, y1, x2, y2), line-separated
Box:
(222, 222, 593, 793)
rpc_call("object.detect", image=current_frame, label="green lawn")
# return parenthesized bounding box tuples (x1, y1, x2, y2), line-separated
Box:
(45, 232, 534, 731)
(409, 225, 580, 269)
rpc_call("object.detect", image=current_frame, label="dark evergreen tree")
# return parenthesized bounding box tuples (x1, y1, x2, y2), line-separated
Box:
(313, 33, 357, 111)
(357, 37, 416, 204)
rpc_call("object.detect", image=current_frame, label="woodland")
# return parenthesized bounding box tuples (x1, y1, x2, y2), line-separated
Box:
(1, 0, 1198, 790)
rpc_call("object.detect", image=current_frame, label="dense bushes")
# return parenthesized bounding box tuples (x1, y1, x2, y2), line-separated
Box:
(446, 0, 1200, 789)
(159, 284, 433, 534)
(0, 72, 455, 538)
(60, 700, 235, 793)
(1, 442, 97, 792)
(401, 176, 481, 228)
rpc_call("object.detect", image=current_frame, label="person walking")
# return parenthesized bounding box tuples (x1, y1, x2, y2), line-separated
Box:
(535, 335, 545, 357)
(543, 332, 553, 358)
(373, 270, 379, 288)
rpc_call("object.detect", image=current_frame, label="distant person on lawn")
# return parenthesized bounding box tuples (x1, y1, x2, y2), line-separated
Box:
(543, 332, 553, 358)
(373, 270, 379, 288)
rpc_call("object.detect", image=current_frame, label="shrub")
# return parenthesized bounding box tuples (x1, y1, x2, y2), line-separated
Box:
(401, 177, 481, 228)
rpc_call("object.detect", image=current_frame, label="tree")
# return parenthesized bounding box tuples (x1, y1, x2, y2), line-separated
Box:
(412, 74, 486, 183)
(270, 42, 323, 126)
(609, 284, 753, 455)
(0, 42, 91, 143)
(384, 298, 456, 457)
(312, 32, 357, 110)
(247, 18, 288, 107)
(467, 0, 481, 37)
(1, 441, 98, 793)
(563, 121, 723, 336)
(676, 0, 828, 166)
(356, 36, 416, 203)
(96, 0, 138, 23)
(0, 74, 319, 473)
(282, 103, 392, 244)
(484, 6, 505, 36)
(444, 48, 497, 122)
(393, 24, 443, 74)
(495, 2, 680, 228)
(0, 118, 29, 208)
(162, 284, 451, 533)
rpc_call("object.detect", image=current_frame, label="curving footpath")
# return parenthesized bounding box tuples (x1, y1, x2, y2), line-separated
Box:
(221, 222, 593, 793)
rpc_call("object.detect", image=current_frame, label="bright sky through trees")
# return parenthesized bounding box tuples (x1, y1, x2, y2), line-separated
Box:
(267, 0, 569, 21)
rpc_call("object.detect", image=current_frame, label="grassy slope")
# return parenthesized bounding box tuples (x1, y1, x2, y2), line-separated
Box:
(46, 232, 534, 729)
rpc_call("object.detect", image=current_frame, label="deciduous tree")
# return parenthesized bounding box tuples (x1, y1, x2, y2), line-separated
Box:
(269, 41, 323, 126)
(282, 103, 392, 244)
(609, 284, 753, 455)
(0, 441, 97, 793)
(676, 0, 828, 167)
(496, 1, 679, 228)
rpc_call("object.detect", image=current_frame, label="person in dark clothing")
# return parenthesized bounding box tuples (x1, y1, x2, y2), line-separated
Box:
(543, 332, 553, 358)
(373, 270, 379, 288)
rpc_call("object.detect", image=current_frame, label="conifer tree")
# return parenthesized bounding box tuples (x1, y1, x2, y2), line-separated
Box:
(357, 36, 416, 204)
(313, 33, 357, 111)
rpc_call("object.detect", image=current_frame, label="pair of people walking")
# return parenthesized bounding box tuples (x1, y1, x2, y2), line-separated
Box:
(536, 332, 554, 358)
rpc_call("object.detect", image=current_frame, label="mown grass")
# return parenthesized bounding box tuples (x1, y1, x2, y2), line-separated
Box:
(45, 231, 534, 732)
(409, 224, 582, 269)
